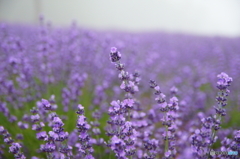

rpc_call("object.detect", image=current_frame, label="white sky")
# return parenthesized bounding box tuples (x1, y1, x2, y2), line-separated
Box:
(1, 0, 240, 37)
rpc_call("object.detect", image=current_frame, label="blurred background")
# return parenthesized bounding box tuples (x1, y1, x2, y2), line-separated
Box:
(0, 0, 240, 37)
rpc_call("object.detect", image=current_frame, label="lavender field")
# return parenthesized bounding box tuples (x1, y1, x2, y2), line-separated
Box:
(0, 21, 240, 159)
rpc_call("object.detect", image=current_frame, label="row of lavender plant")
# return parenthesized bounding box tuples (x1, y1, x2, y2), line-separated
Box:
(0, 19, 240, 158)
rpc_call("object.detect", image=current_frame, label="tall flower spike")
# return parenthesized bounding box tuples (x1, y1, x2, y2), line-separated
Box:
(37, 98, 71, 158)
(150, 80, 180, 158)
(75, 104, 94, 158)
(191, 72, 233, 158)
(107, 47, 138, 158)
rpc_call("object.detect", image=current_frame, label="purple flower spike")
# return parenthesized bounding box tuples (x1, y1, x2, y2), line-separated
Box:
(0, 126, 6, 134)
(52, 117, 64, 133)
(9, 143, 21, 154)
(0, 126, 26, 158)
(191, 72, 233, 158)
(110, 135, 126, 158)
(122, 98, 134, 109)
(41, 99, 52, 110)
(48, 131, 58, 140)
(31, 114, 40, 123)
(110, 47, 121, 62)
(217, 72, 233, 90)
(36, 131, 48, 140)
(76, 104, 84, 115)
(40, 142, 56, 153)
(75, 104, 94, 158)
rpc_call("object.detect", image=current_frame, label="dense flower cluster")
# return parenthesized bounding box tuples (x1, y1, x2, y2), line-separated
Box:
(191, 72, 233, 158)
(0, 21, 239, 159)
(107, 100, 137, 158)
(107, 47, 139, 158)
(0, 126, 26, 159)
(150, 80, 180, 159)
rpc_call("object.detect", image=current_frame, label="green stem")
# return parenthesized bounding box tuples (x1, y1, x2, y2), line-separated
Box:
(208, 114, 222, 158)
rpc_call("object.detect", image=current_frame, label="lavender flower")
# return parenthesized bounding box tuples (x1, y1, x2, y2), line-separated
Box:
(41, 99, 52, 110)
(75, 104, 94, 158)
(192, 72, 233, 158)
(110, 135, 126, 158)
(1, 22, 240, 159)
(150, 80, 180, 158)
(0, 126, 26, 159)
(9, 143, 21, 154)
(107, 47, 139, 158)
(36, 131, 48, 140)
(110, 47, 121, 62)
(40, 142, 56, 153)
